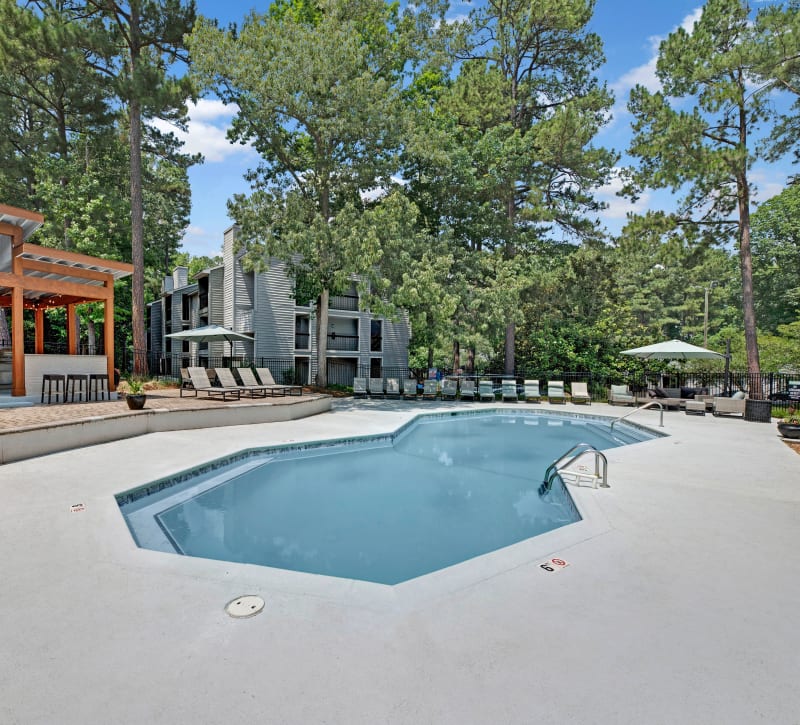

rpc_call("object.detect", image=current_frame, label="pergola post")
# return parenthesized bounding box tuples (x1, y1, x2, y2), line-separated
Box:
(10, 224, 24, 396)
(104, 283, 116, 391)
(11, 284, 24, 396)
(66, 303, 78, 355)
(35, 308, 44, 354)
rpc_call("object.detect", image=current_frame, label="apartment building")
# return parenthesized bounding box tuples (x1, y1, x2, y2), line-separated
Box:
(147, 226, 410, 385)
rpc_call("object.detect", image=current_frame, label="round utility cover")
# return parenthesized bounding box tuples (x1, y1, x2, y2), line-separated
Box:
(225, 595, 265, 618)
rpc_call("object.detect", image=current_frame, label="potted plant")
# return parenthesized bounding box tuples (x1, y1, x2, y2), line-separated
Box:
(123, 375, 147, 410)
(777, 408, 800, 440)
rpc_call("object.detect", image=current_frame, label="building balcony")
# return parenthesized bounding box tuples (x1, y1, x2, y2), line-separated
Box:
(327, 333, 359, 351)
(328, 294, 359, 312)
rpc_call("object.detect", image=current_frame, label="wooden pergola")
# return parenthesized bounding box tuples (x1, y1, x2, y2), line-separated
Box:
(0, 203, 134, 396)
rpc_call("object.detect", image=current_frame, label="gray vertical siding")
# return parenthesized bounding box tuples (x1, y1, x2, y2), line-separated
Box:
(208, 266, 225, 359)
(382, 313, 410, 369)
(254, 258, 296, 358)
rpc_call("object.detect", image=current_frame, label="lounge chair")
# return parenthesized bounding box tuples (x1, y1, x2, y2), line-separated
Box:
(402, 378, 418, 399)
(478, 380, 495, 402)
(215, 367, 268, 398)
(608, 384, 636, 406)
(255, 367, 303, 396)
(441, 378, 458, 400)
(570, 382, 591, 405)
(369, 377, 385, 398)
(460, 380, 476, 401)
(238, 366, 285, 397)
(422, 379, 439, 400)
(179, 367, 196, 397)
(186, 367, 241, 401)
(547, 380, 566, 404)
(501, 379, 518, 402)
(385, 378, 400, 399)
(522, 380, 541, 403)
(353, 377, 368, 398)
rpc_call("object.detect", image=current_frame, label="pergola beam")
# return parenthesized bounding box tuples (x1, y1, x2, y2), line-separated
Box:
(0, 272, 112, 301)
(1, 203, 132, 397)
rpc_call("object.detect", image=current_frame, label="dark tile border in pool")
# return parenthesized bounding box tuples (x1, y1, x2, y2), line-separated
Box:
(115, 407, 664, 507)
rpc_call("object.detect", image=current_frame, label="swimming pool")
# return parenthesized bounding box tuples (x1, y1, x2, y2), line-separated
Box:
(118, 410, 654, 584)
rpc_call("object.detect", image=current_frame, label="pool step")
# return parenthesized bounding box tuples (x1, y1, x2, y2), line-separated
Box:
(558, 467, 604, 488)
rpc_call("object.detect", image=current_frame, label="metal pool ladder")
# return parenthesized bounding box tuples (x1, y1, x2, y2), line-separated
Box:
(539, 442, 608, 494)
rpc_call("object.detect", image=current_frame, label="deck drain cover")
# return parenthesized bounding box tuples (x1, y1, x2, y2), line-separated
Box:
(225, 595, 265, 618)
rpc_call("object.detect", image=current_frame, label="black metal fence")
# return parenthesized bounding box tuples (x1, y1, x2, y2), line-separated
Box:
(120, 348, 799, 410)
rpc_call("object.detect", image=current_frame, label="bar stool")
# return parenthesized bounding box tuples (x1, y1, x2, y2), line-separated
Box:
(89, 373, 110, 401)
(41, 374, 66, 404)
(66, 373, 90, 402)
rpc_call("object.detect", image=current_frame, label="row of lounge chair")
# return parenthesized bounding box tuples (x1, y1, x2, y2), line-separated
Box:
(353, 378, 592, 404)
(181, 367, 303, 401)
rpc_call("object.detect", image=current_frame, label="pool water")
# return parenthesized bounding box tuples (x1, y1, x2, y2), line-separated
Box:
(119, 412, 652, 584)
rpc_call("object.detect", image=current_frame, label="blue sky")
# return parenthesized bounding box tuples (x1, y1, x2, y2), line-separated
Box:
(170, 1, 792, 258)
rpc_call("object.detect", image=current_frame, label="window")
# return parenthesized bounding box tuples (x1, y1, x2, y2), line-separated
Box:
(370, 357, 382, 378)
(370, 320, 382, 352)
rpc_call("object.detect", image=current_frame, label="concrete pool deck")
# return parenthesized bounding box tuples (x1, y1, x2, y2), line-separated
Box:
(1, 400, 798, 724)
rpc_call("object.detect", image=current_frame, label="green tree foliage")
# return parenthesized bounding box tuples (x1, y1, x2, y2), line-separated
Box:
(189, 0, 428, 386)
(623, 0, 794, 380)
(750, 183, 800, 330)
(451, 0, 616, 373)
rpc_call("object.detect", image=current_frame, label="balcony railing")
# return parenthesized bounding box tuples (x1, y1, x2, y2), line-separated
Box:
(327, 333, 359, 351)
(329, 294, 359, 311)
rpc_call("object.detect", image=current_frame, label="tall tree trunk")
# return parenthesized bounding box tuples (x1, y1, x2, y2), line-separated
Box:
(427, 346, 433, 369)
(452, 339, 460, 372)
(316, 289, 329, 387)
(737, 101, 760, 395)
(504, 196, 516, 375)
(87, 318, 96, 355)
(466, 346, 475, 374)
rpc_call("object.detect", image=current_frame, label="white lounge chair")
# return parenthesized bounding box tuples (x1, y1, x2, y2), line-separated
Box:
(608, 384, 635, 406)
(238, 366, 286, 397)
(478, 380, 494, 402)
(547, 380, 566, 404)
(522, 380, 541, 403)
(460, 380, 476, 401)
(570, 381, 591, 405)
(353, 377, 368, 398)
(214, 367, 268, 398)
(385, 378, 400, 398)
(422, 379, 439, 400)
(502, 379, 518, 402)
(186, 367, 241, 401)
(255, 367, 302, 396)
(441, 379, 458, 400)
(369, 377, 385, 398)
(402, 378, 418, 399)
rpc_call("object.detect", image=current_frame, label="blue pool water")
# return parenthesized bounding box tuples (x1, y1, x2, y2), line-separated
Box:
(118, 412, 653, 584)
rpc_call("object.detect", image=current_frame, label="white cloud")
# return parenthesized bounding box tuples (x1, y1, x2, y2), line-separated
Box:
(594, 168, 652, 222)
(612, 7, 704, 99)
(150, 99, 255, 163)
(749, 167, 789, 206)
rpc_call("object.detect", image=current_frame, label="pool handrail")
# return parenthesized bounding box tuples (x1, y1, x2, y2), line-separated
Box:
(610, 400, 664, 431)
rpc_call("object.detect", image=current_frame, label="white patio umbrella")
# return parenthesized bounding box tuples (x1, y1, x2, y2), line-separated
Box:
(620, 339, 724, 361)
(165, 324, 254, 356)
(165, 324, 253, 344)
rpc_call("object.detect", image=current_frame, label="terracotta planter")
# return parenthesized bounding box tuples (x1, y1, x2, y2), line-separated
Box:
(125, 393, 147, 410)
(777, 422, 800, 440)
